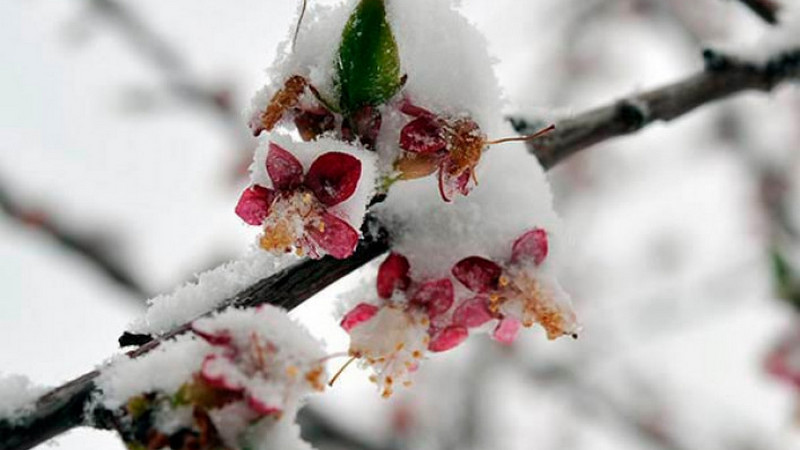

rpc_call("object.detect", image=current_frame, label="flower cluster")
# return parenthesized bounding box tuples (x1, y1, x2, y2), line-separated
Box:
(339, 229, 578, 397)
(105, 307, 326, 450)
(235, 142, 363, 259)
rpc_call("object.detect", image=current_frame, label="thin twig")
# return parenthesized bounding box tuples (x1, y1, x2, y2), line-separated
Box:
(0, 179, 148, 300)
(2, 47, 799, 450)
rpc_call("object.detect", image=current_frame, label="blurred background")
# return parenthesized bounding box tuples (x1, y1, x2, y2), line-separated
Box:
(2, 0, 800, 448)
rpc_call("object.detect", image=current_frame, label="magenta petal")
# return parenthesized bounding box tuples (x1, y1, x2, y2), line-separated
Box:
(452, 296, 494, 328)
(511, 228, 549, 265)
(306, 212, 359, 259)
(305, 152, 362, 206)
(340, 303, 379, 332)
(377, 253, 411, 299)
(428, 326, 468, 352)
(452, 256, 502, 293)
(410, 278, 454, 318)
(235, 185, 275, 226)
(399, 99, 434, 118)
(200, 354, 244, 392)
(266, 142, 304, 191)
(191, 324, 232, 347)
(247, 395, 283, 417)
(492, 318, 521, 345)
(400, 117, 446, 154)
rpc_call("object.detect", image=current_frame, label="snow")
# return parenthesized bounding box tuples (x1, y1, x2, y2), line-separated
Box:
(131, 249, 296, 334)
(96, 335, 209, 409)
(375, 137, 561, 279)
(0, 374, 47, 422)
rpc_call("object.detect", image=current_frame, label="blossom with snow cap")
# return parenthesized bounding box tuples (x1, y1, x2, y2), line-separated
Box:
(191, 307, 327, 418)
(451, 228, 579, 342)
(235, 141, 363, 259)
(339, 253, 469, 397)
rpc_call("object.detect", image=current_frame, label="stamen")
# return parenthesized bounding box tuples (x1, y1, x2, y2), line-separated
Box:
(328, 355, 357, 387)
(486, 124, 555, 146)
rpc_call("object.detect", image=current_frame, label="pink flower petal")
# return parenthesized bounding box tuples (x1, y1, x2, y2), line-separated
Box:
(437, 164, 472, 202)
(400, 117, 446, 154)
(428, 326, 468, 352)
(191, 324, 232, 347)
(247, 395, 283, 417)
(492, 317, 521, 345)
(399, 99, 434, 118)
(306, 212, 360, 259)
(452, 256, 502, 293)
(511, 228, 549, 266)
(266, 142, 304, 191)
(452, 296, 494, 328)
(410, 278, 454, 318)
(377, 253, 411, 299)
(340, 303, 379, 332)
(305, 152, 362, 207)
(235, 185, 275, 226)
(200, 354, 244, 392)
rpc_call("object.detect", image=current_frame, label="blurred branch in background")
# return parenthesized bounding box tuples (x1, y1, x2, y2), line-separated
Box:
(734, 0, 782, 24)
(512, 47, 800, 169)
(85, 0, 254, 173)
(2, 40, 800, 449)
(0, 178, 148, 301)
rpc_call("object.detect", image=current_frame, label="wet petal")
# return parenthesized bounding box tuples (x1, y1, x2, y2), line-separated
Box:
(452, 296, 494, 328)
(266, 142, 304, 191)
(400, 117, 446, 154)
(306, 212, 360, 259)
(399, 99, 434, 118)
(410, 278, 454, 318)
(234, 185, 275, 226)
(294, 108, 336, 141)
(394, 153, 442, 180)
(492, 317, 521, 345)
(246, 395, 283, 417)
(437, 163, 472, 202)
(306, 152, 362, 206)
(452, 256, 502, 293)
(428, 326, 468, 352)
(377, 253, 411, 299)
(340, 303, 380, 332)
(511, 228, 549, 266)
(200, 354, 244, 392)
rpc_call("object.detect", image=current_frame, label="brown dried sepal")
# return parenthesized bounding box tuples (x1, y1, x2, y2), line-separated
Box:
(394, 153, 440, 180)
(253, 75, 309, 136)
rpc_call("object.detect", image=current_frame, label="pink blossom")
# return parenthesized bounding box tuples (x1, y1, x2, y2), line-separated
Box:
(235, 142, 362, 259)
(451, 228, 578, 341)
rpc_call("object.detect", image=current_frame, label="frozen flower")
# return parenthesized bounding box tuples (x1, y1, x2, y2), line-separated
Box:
(250, 75, 335, 142)
(394, 100, 484, 202)
(235, 142, 362, 259)
(191, 307, 327, 418)
(766, 328, 800, 389)
(339, 253, 467, 396)
(451, 228, 579, 342)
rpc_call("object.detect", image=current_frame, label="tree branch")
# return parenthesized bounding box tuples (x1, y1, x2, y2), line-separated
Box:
(511, 48, 800, 169)
(2, 47, 799, 450)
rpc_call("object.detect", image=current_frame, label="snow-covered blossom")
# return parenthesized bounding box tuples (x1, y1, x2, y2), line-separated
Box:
(451, 228, 579, 341)
(236, 141, 364, 259)
(394, 99, 487, 202)
(340, 253, 470, 397)
(98, 306, 326, 450)
(766, 328, 800, 389)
